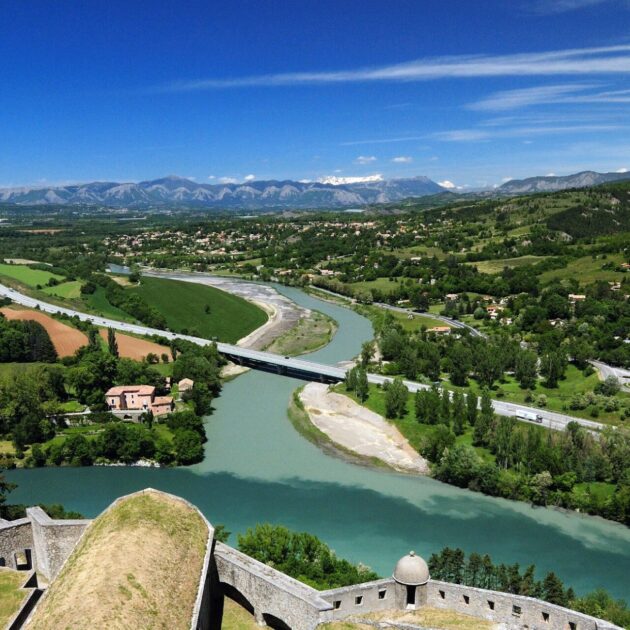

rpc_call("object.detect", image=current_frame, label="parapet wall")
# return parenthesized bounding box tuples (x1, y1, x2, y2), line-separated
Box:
(0, 518, 33, 570)
(427, 580, 622, 630)
(214, 542, 332, 630)
(26, 507, 90, 581)
(320, 578, 405, 619)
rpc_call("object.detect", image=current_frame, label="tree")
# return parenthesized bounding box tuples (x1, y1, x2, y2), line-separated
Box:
(473, 389, 494, 446)
(360, 341, 374, 368)
(422, 424, 456, 462)
(107, 328, 119, 358)
(466, 393, 478, 427)
(345, 366, 358, 391)
(540, 349, 567, 388)
(515, 350, 538, 390)
(355, 368, 369, 402)
(173, 428, 204, 465)
(439, 389, 451, 426)
(434, 444, 482, 487)
(384, 378, 408, 419)
(542, 571, 568, 606)
(448, 344, 472, 386)
(452, 391, 466, 436)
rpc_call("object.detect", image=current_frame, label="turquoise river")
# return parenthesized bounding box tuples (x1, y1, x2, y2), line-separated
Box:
(6, 284, 630, 598)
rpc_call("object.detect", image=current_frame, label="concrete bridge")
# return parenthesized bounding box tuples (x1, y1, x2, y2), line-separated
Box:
(0, 282, 605, 432)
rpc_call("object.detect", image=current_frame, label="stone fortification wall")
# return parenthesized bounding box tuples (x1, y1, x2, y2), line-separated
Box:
(26, 507, 90, 581)
(320, 578, 407, 620)
(214, 542, 332, 630)
(427, 580, 623, 630)
(0, 518, 33, 570)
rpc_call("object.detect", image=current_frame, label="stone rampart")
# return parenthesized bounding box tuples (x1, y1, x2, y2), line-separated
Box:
(214, 541, 332, 630)
(0, 518, 33, 570)
(320, 578, 405, 619)
(26, 506, 90, 581)
(427, 580, 622, 630)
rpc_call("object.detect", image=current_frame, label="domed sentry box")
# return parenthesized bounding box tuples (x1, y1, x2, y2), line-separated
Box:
(393, 551, 430, 610)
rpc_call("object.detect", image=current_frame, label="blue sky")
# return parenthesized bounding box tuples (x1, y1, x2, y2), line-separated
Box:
(1, 0, 629, 189)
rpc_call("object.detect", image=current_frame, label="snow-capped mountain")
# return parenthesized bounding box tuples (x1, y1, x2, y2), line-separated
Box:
(0, 175, 446, 209)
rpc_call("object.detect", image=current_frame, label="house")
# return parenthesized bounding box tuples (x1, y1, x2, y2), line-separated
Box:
(105, 385, 173, 419)
(486, 304, 504, 319)
(568, 293, 586, 303)
(178, 378, 194, 393)
(427, 326, 451, 334)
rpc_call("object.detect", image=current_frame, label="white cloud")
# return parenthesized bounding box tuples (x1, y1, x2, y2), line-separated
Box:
(298, 179, 313, 183)
(208, 175, 216, 180)
(617, 167, 628, 172)
(546, 172, 557, 176)
(219, 177, 238, 184)
(161, 44, 630, 92)
(528, 0, 612, 15)
(355, 155, 377, 164)
(469, 84, 630, 111)
(320, 174, 383, 185)
(438, 180, 457, 189)
(392, 156, 413, 163)
(501, 177, 514, 182)
(433, 124, 621, 142)
(243, 174, 256, 182)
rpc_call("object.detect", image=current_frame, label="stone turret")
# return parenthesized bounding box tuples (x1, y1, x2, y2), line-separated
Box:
(393, 551, 429, 609)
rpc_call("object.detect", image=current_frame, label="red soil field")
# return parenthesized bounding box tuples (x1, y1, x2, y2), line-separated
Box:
(98, 329, 169, 361)
(1, 308, 88, 357)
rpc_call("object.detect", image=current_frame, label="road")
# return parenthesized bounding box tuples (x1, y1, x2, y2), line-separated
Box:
(309, 286, 486, 337)
(591, 360, 630, 393)
(0, 282, 605, 433)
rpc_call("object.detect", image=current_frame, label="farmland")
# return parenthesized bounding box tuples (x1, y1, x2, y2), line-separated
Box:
(98, 329, 169, 361)
(0, 262, 63, 287)
(0, 308, 87, 356)
(129, 276, 267, 343)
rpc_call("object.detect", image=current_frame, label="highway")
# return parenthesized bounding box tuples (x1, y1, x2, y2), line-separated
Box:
(0, 282, 605, 433)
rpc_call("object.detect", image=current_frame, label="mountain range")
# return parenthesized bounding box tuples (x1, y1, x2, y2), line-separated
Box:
(0, 175, 446, 209)
(498, 170, 630, 194)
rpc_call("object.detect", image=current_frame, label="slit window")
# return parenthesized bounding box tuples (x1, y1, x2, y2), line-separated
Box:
(512, 605, 522, 617)
(463, 595, 470, 605)
(487, 600, 495, 611)
(333, 600, 341, 610)
(355, 596, 363, 606)
(378, 589, 387, 600)
(569, 623, 577, 630)
(439, 590, 446, 599)
(542, 612, 550, 623)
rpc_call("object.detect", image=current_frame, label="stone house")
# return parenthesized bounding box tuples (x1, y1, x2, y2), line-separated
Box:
(105, 385, 173, 419)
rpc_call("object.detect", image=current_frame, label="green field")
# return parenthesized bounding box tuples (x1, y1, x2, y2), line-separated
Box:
(0, 570, 27, 627)
(539, 254, 626, 285)
(466, 255, 547, 274)
(0, 263, 63, 287)
(42, 280, 83, 299)
(130, 276, 268, 343)
(349, 277, 402, 294)
(83, 286, 134, 321)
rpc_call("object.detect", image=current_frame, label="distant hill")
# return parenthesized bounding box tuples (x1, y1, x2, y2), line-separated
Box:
(0, 175, 446, 209)
(498, 171, 630, 194)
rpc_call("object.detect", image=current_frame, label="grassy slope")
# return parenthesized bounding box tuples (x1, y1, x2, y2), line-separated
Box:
(221, 598, 259, 630)
(0, 570, 27, 627)
(82, 286, 135, 321)
(28, 491, 208, 630)
(540, 253, 625, 284)
(264, 311, 337, 356)
(42, 280, 83, 299)
(130, 276, 267, 343)
(466, 255, 547, 274)
(0, 263, 63, 287)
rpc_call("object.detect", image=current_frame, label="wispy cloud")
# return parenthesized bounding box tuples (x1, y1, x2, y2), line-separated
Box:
(243, 174, 256, 182)
(341, 136, 427, 146)
(355, 155, 377, 164)
(157, 44, 630, 92)
(392, 156, 413, 163)
(433, 124, 622, 142)
(470, 83, 630, 110)
(527, 0, 615, 15)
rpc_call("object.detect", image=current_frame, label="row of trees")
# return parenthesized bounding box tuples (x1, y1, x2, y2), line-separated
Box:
(0, 314, 57, 363)
(428, 547, 630, 628)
